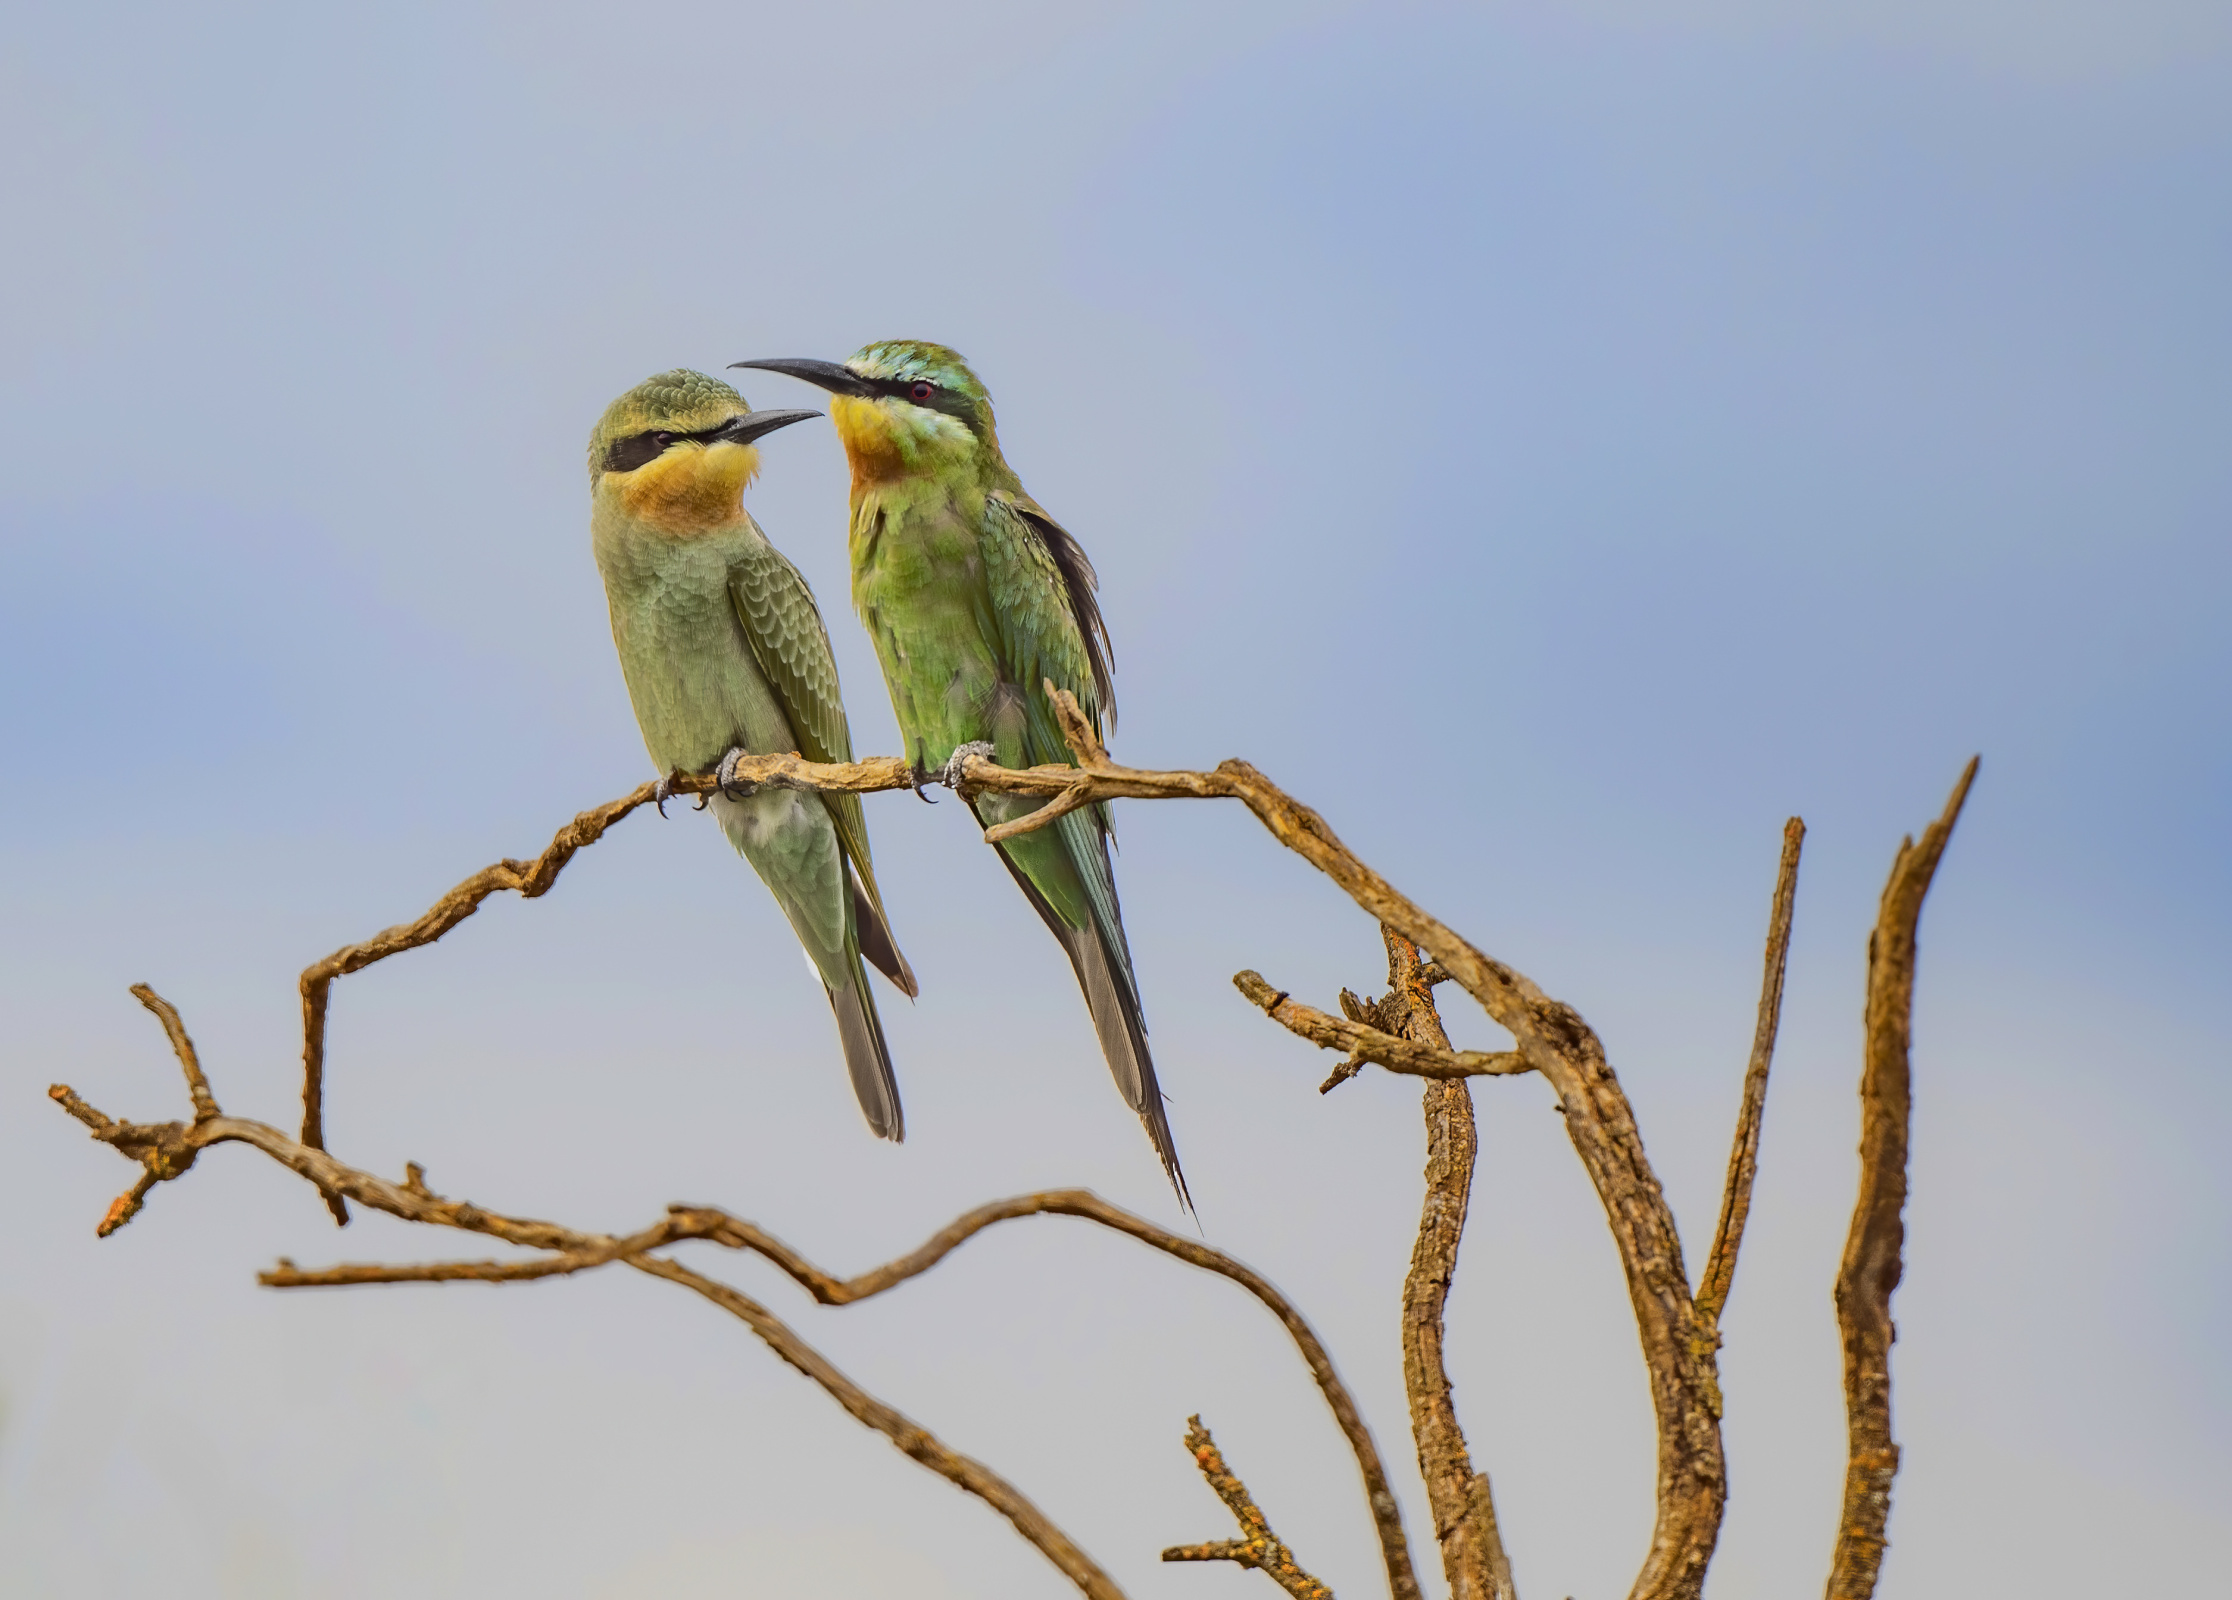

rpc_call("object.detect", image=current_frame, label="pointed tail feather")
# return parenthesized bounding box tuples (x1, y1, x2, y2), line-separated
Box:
(827, 958, 904, 1142)
(850, 865, 918, 998)
(980, 804, 1189, 1206)
(1058, 919, 1189, 1207)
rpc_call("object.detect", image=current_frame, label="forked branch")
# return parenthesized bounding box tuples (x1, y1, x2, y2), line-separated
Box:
(1828, 760, 1977, 1599)
(1163, 1416, 1333, 1600)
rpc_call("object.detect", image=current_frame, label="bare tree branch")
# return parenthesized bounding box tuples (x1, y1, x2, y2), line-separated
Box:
(1695, 818, 1806, 1329)
(1828, 760, 1977, 1600)
(54, 986, 1425, 1600)
(968, 691, 1731, 1599)
(1374, 928, 1518, 1600)
(51, 1058, 1128, 1599)
(131, 982, 218, 1123)
(656, 1192, 1426, 1600)
(68, 710, 1960, 1600)
(1162, 1416, 1333, 1600)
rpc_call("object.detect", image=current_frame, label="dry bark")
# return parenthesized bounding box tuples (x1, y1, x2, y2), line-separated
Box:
(1827, 761, 1976, 1599)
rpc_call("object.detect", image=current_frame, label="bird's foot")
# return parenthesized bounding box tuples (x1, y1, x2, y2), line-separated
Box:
(939, 742, 999, 791)
(653, 771, 681, 817)
(907, 759, 940, 803)
(716, 746, 757, 801)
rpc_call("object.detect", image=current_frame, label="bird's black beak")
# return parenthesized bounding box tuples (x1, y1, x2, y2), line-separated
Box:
(716, 407, 822, 446)
(730, 358, 875, 398)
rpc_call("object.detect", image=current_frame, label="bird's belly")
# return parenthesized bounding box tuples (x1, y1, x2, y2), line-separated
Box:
(852, 504, 1002, 768)
(600, 542, 793, 773)
(710, 786, 850, 985)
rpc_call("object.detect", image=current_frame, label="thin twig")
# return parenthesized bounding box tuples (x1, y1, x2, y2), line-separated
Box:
(131, 983, 218, 1123)
(1828, 759, 1976, 1600)
(1696, 818, 1805, 1329)
(1162, 1416, 1333, 1600)
(1234, 972, 1529, 1081)
(1377, 929, 1517, 1600)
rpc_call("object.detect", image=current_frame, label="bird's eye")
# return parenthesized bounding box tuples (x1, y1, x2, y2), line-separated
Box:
(908, 380, 936, 402)
(651, 430, 674, 447)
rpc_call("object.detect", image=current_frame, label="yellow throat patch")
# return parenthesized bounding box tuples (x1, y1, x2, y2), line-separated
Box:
(617, 441, 759, 534)
(829, 394, 905, 492)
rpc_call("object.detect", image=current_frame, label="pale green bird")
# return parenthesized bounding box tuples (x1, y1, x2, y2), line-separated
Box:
(588, 369, 917, 1139)
(732, 344, 1185, 1202)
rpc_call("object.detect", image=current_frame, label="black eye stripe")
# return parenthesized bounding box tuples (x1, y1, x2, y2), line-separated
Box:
(601, 417, 745, 475)
(866, 376, 979, 430)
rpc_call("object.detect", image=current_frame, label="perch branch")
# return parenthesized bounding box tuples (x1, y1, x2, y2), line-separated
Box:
(1695, 818, 1805, 1328)
(1161, 1416, 1333, 1600)
(1828, 759, 1977, 1600)
(1370, 927, 1518, 1600)
(121, 695, 1801, 1598)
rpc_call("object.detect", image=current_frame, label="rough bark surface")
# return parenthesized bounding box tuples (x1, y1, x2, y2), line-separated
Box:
(1827, 760, 1976, 1599)
(1378, 929, 1519, 1600)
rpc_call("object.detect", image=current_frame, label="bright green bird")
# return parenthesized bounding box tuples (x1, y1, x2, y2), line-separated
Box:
(732, 344, 1186, 1202)
(588, 369, 917, 1139)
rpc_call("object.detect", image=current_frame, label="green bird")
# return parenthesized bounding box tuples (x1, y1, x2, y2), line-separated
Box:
(588, 369, 917, 1139)
(732, 343, 1186, 1201)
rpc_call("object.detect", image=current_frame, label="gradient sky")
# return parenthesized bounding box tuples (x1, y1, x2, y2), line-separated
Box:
(4, 3, 2227, 1597)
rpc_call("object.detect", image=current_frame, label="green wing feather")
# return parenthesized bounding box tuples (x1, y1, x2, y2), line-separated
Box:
(727, 539, 888, 916)
(983, 490, 1113, 765)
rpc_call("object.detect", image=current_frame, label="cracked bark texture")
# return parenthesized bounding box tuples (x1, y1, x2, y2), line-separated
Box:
(1375, 928, 1518, 1600)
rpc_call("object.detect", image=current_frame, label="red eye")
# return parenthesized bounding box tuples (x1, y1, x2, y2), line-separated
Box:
(909, 380, 936, 402)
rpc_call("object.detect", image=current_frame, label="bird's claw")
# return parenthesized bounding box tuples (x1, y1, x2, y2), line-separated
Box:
(653, 772, 679, 817)
(716, 746, 754, 800)
(908, 760, 940, 803)
(940, 742, 998, 791)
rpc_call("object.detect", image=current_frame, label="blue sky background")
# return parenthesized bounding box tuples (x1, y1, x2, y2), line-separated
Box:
(3, 3, 2227, 1596)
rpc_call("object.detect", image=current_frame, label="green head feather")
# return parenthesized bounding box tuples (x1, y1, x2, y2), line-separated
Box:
(586, 368, 752, 482)
(845, 341, 1012, 469)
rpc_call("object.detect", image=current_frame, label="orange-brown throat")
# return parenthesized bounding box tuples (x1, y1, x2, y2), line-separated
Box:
(829, 393, 907, 495)
(616, 441, 758, 533)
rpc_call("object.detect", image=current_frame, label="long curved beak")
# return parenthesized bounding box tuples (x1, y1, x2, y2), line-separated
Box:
(730, 357, 874, 397)
(716, 407, 823, 446)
